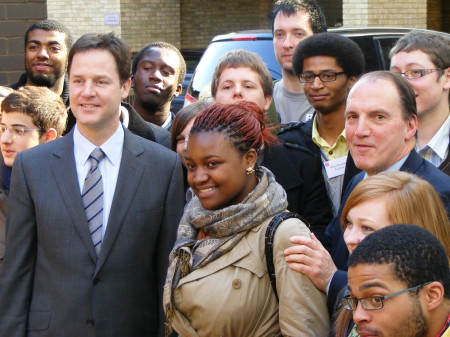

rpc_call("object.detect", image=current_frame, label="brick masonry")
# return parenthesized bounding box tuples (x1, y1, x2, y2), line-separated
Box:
(343, 0, 427, 28)
(0, 0, 448, 85)
(0, 0, 47, 85)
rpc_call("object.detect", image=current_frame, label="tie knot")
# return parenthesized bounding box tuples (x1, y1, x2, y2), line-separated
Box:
(89, 147, 105, 168)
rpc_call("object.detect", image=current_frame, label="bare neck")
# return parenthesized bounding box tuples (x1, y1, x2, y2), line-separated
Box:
(282, 70, 304, 93)
(77, 120, 120, 147)
(133, 102, 171, 126)
(315, 108, 346, 146)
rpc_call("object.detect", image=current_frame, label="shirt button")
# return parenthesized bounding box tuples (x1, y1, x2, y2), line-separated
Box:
(87, 320, 95, 327)
(329, 150, 333, 155)
(232, 278, 242, 289)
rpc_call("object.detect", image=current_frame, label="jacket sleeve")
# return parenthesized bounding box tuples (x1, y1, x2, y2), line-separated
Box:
(0, 153, 36, 337)
(156, 154, 185, 337)
(274, 218, 330, 337)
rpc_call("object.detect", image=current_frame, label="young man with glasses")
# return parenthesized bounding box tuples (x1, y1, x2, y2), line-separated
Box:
(279, 32, 365, 216)
(345, 224, 450, 337)
(0, 86, 67, 274)
(390, 30, 450, 175)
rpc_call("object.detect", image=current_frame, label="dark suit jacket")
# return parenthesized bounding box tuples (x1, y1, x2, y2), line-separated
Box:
(0, 128, 184, 337)
(324, 150, 450, 313)
(262, 142, 333, 242)
(278, 119, 361, 205)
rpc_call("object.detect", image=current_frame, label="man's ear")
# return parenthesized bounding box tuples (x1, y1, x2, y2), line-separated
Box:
(41, 128, 57, 143)
(423, 281, 445, 312)
(174, 83, 182, 98)
(131, 75, 135, 88)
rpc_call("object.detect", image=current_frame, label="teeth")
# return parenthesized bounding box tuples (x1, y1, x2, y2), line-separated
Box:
(82, 105, 96, 108)
(199, 187, 215, 192)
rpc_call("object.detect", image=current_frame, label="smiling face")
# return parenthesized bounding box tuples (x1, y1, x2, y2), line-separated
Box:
(390, 50, 450, 119)
(348, 263, 428, 337)
(185, 131, 257, 210)
(344, 198, 391, 254)
(133, 47, 182, 113)
(214, 67, 271, 111)
(302, 55, 355, 114)
(69, 49, 131, 140)
(24, 29, 68, 88)
(0, 112, 44, 167)
(345, 78, 417, 175)
(273, 11, 314, 74)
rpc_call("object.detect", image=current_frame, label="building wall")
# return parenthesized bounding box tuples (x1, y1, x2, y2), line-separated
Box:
(48, 0, 122, 41)
(180, 0, 273, 50)
(0, 0, 47, 85)
(121, 0, 181, 52)
(343, 0, 427, 28)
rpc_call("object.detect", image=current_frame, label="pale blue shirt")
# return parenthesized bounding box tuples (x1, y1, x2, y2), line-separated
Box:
(74, 123, 124, 237)
(416, 113, 450, 168)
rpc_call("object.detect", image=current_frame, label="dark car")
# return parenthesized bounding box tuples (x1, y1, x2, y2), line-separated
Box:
(171, 49, 204, 112)
(184, 27, 435, 104)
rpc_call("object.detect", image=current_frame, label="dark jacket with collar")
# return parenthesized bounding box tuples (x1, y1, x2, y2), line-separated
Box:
(278, 118, 361, 201)
(66, 102, 171, 149)
(262, 137, 334, 243)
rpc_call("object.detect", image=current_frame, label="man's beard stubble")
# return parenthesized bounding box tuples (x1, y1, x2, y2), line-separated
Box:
(25, 64, 65, 89)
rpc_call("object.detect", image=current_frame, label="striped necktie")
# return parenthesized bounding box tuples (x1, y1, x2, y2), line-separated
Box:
(82, 147, 105, 257)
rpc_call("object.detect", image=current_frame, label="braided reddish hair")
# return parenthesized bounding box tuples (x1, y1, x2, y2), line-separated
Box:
(191, 101, 278, 153)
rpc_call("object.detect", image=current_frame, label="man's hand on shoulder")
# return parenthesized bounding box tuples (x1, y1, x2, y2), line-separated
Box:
(284, 233, 337, 292)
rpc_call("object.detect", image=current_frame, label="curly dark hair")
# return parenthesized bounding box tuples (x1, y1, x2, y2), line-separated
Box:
(348, 224, 450, 299)
(292, 32, 365, 78)
(25, 19, 73, 50)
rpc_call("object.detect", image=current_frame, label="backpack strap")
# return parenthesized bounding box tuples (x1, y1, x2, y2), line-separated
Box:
(265, 212, 308, 301)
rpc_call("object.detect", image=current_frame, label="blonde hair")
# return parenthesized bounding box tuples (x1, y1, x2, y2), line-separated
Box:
(340, 171, 449, 256)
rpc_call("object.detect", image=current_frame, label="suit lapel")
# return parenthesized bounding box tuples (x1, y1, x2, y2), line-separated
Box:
(51, 131, 98, 263)
(95, 130, 145, 272)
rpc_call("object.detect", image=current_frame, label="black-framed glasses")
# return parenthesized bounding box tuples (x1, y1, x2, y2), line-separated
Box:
(298, 71, 346, 83)
(395, 69, 443, 80)
(341, 281, 431, 311)
(0, 123, 42, 138)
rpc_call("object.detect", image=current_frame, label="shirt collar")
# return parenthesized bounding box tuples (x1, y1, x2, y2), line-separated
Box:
(363, 153, 409, 179)
(73, 123, 124, 167)
(416, 113, 450, 160)
(311, 114, 346, 148)
(161, 112, 173, 129)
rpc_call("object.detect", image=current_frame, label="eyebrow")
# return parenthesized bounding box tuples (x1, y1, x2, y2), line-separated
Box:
(347, 281, 389, 293)
(27, 40, 63, 46)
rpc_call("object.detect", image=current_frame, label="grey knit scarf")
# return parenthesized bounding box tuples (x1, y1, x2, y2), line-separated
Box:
(164, 166, 287, 335)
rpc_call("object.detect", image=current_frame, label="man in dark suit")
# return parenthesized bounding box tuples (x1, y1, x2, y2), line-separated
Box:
(284, 71, 450, 314)
(0, 32, 184, 337)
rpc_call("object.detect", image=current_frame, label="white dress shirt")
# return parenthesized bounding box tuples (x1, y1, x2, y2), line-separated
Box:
(73, 124, 124, 237)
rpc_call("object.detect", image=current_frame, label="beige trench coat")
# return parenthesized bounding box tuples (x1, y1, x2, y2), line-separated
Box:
(164, 215, 330, 337)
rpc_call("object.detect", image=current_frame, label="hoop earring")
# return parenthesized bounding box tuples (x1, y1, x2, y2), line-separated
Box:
(246, 167, 255, 175)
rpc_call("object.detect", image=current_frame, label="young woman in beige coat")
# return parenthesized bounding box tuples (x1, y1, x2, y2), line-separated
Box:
(164, 101, 330, 337)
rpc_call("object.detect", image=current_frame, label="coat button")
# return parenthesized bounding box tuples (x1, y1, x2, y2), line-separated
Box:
(93, 278, 101, 285)
(232, 278, 242, 289)
(87, 320, 95, 327)
(328, 150, 333, 155)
